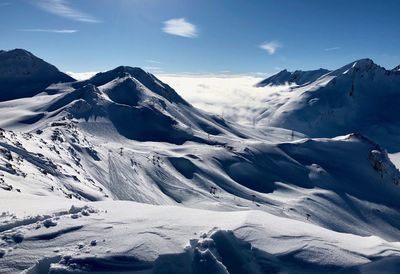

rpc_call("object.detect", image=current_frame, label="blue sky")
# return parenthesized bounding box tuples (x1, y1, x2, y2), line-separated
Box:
(0, 0, 399, 75)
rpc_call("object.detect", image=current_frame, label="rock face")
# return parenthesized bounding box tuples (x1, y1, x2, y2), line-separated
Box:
(0, 49, 75, 101)
(256, 68, 330, 87)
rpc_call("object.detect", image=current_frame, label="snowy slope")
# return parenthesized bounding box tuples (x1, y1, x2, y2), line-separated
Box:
(2, 116, 400, 238)
(259, 59, 400, 152)
(1, 196, 400, 274)
(256, 68, 330, 87)
(0, 49, 75, 101)
(1, 50, 400, 273)
(0, 65, 248, 144)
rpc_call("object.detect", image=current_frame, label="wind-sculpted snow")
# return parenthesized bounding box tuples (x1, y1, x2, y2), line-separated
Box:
(1, 200, 400, 273)
(1, 50, 400, 272)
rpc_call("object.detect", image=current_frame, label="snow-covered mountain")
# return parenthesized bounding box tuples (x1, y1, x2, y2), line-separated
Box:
(258, 58, 400, 152)
(1, 50, 400, 273)
(256, 68, 330, 87)
(0, 49, 75, 101)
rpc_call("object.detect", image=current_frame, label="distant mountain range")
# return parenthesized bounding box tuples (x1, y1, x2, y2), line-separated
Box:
(257, 62, 400, 87)
(256, 68, 330, 87)
(257, 58, 400, 152)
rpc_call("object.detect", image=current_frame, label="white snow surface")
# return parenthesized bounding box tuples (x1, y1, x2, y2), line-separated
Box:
(1, 51, 400, 273)
(1, 194, 400, 273)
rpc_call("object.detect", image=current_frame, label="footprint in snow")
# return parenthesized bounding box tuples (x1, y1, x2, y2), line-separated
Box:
(43, 219, 57, 228)
(11, 232, 24, 243)
(71, 214, 80, 219)
(81, 210, 90, 216)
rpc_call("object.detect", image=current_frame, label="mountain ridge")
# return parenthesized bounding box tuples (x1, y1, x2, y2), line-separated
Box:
(256, 68, 330, 87)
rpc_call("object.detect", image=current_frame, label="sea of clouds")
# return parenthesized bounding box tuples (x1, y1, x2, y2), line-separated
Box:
(159, 74, 291, 125)
(67, 71, 290, 125)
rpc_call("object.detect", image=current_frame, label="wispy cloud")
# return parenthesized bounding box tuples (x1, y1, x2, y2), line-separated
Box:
(260, 41, 281, 55)
(163, 18, 197, 38)
(35, 0, 100, 23)
(324, 46, 341, 51)
(146, 60, 162, 64)
(144, 66, 162, 70)
(19, 28, 78, 33)
(144, 66, 164, 74)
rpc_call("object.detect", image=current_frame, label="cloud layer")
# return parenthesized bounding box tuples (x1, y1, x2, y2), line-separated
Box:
(163, 18, 197, 38)
(260, 41, 281, 55)
(324, 46, 341, 51)
(19, 28, 77, 33)
(158, 74, 291, 125)
(35, 0, 100, 23)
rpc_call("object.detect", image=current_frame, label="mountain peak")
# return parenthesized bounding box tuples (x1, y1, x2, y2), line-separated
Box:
(2, 48, 34, 57)
(392, 65, 400, 72)
(96, 66, 148, 80)
(114, 65, 146, 73)
(85, 66, 189, 105)
(0, 48, 75, 101)
(348, 58, 381, 71)
(329, 58, 384, 77)
(351, 58, 376, 69)
(87, 66, 154, 86)
(0, 49, 47, 66)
